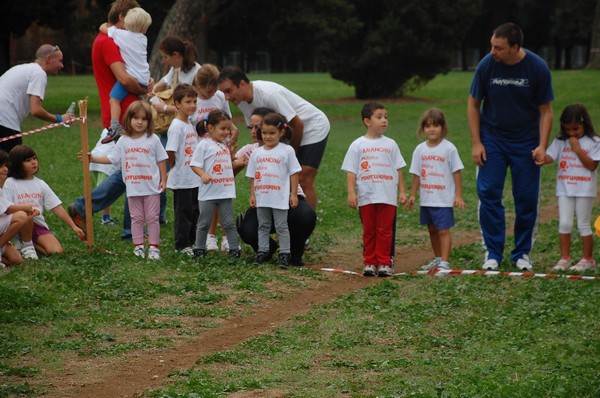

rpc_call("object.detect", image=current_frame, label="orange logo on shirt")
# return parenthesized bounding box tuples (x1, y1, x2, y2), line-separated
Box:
(559, 160, 568, 171)
(421, 168, 427, 178)
(213, 164, 222, 174)
(360, 161, 369, 171)
(185, 146, 193, 156)
(255, 171, 261, 181)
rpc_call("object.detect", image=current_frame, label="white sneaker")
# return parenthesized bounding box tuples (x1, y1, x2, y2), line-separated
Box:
(220, 236, 229, 251)
(178, 247, 194, 257)
(148, 246, 160, 260)
(482, 259, 499, 270)
(437, 261, 451, 270)
(516, 254, 532, 272)
(206, 234, 218, 251)
(569, 258, 596, 272)
(552, 258, 572, 271)
(421, 257, 441, 270)
(133, 245, 145, 258)
(21, 246, 38, 260)
(363, 265, 376, 276)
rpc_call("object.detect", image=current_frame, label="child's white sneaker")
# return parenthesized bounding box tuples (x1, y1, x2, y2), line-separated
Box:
(133, 245, 145, 258)
(148, 246, 160, 261)
(21, 246, 38, 260)
(206, 234, 218, 251)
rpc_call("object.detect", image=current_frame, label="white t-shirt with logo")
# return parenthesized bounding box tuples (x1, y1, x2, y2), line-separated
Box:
(108, 134, 168, 197)
(246, 143, 302, 210)
(190, 138, 236, 201)
(3, 177, 62, 229)
(341, 135, 406, 207)
(409, 139, 464, 207)
(166, 118, 201, 189)
(546, 135, 600, 197)
(190, 91, 231, 126)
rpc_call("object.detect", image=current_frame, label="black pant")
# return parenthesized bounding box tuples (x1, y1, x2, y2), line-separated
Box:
(0, 125, 22, 154)
(172, 187, 199, 250)
(236, 197, 316, 264)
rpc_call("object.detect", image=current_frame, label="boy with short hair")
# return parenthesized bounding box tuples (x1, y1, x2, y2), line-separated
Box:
(165, 83, 201, 255)
(341, 102, 407, 277)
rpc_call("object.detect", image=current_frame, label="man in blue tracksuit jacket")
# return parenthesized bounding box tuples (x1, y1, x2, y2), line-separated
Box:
(468, 22, 554, 272)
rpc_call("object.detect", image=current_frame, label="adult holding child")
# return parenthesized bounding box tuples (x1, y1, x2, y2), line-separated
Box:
(68, 0, 151, 239)
(218, 65, 330, 210)
(468, 22, 554, 271)
(0, 44, 73, 153)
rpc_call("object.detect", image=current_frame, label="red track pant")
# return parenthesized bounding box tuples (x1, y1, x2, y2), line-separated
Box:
(359, 203, 396, 266)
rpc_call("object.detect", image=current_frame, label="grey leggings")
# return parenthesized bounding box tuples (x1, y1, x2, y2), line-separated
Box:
(195, 199, 239, 250)
(257, 207, 290, 253)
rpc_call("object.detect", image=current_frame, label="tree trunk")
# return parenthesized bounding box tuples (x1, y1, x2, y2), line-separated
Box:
(148, 0, 221, 79)
(588, 0, 600, 68)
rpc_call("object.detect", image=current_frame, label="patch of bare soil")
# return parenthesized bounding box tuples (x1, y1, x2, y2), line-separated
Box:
(38, 200, 558, 398)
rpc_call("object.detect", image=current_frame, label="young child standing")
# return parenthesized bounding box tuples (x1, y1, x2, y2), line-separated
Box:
(4, 145, 85, 256)
(341, 102, 406, 277)
(191, 64, 238, 252)
(99, 7, 152, 142)
(190, 110, 240, 259)
(166, 83, 200, 256)
(89, 101, 167, 260)
(406, 108, 465, 271)
(544, 104, 600, 272)
(246, 113, 302, 269)
(0, 149, 38, 265)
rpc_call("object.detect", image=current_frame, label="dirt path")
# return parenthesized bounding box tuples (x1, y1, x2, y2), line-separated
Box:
(41, 203, 562, 398)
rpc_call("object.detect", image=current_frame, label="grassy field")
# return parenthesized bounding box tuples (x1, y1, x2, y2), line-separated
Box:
(1, 70, 599, 397)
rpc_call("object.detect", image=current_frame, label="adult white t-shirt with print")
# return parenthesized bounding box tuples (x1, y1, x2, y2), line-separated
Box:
(341, 135, 406, 207)
(237, 81, 330, 146)
(166, 118, 201, 189)
(108, 134, 168, 197)
(0, 63, 47, 131)
(246, 143, 302, 210)
(190, 138, 236, 201)
(409, 139, 464, 207)
(3, 177, 62, 229)
(546, 135, 600, 197)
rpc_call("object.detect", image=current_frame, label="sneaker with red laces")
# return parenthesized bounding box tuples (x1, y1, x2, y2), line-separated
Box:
(569, 258, 596, 272)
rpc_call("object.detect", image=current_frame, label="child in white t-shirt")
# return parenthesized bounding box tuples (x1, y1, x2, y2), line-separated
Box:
(190, 110, 240, 260)
(406, 108, 465, 271)
(89, 101, 167, 260)
(4, 145, 85, 256)
(99, 7, 152, 142)
(341, 102, 406, 277)
(544, 103, 600, 272)
(0, 149, 38, 265)
(246, 113, 302, 269)
(165, 84, 200, 256)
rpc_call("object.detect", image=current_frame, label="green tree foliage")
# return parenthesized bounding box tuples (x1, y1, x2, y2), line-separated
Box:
(318, 0, 483, 98)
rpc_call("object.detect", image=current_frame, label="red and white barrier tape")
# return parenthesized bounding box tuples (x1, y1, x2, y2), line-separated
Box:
(310, 267, 597, 281)
(0, 117, 85, 143)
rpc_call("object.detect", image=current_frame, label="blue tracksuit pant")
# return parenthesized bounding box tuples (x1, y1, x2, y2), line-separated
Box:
(477, 134, 540, 263)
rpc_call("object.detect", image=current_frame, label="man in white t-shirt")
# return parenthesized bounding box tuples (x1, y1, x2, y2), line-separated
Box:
(218, 65, 330, 209)
(0, 44, 73, 153)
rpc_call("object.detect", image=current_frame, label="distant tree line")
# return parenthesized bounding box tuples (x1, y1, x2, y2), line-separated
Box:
(2, 0, 597, 98)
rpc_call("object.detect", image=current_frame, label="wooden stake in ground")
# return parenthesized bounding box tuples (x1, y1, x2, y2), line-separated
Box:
(78, 98, 94, 249)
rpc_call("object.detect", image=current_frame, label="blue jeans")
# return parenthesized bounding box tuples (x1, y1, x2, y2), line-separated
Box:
(72, 169, 131, 235)
(477, 134, 540, 263)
